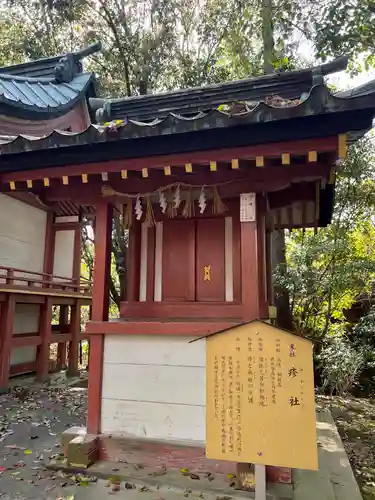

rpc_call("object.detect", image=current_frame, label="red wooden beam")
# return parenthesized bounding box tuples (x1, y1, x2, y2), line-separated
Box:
(87, 201, 113, 435)
(32, 163, 331, 206)
(12, 334, 41, 348)
(43, 211, 55, 276)
(56, 305, 69, 370)
(127, 224, 141, 301)
(0, 296, 15, 392)
(86, 320, 240, 337)
(1, 137, 338, 183)
(68, 301, 80, 376)
(36, 297, 53, 381)
(240, 205, 260, 321)
(51, 333, 73, 343)
(120, 301, 244, 319)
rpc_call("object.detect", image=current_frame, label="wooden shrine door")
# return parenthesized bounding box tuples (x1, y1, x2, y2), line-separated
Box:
(162, 218, 226, 302)
(195, 218, 225, 302)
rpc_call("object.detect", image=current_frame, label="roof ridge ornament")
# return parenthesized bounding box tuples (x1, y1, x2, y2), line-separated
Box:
(54, 41, 102, 84)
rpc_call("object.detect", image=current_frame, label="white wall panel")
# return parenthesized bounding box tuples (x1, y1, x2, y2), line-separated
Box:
(0, 194, 46, 273)
(101, 398, 206, 443)
(101, 335, 206, 443)
(103, 335, 205, 367)
(10, 347, 37, 366)
(53, 229, 75, 279)
(13, 304, 40, 334)
(102, 363, 205, 406)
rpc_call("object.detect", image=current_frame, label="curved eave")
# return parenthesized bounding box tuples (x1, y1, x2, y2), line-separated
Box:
(0, 73, 95, 120)
(1, 83, 375, 155)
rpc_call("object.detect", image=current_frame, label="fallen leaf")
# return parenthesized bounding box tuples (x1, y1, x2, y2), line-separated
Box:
(24, 449, 33, 455)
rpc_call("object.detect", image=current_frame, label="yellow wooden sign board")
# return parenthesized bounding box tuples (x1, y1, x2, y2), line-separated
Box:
(206, 321, 318, 470)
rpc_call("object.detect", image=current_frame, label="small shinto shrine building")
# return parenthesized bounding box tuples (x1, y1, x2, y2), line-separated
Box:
(1, 49, 375, 470)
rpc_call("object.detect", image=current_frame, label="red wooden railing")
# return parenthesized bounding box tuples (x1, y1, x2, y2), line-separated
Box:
(0, 266, 92, 295)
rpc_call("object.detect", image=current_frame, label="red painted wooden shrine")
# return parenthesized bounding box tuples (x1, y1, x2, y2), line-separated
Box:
(1, 49, 375, 477)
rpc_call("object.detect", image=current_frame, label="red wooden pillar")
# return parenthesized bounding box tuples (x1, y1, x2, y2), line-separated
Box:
(87, 201, 113, 434)
(0, 295, 15, 392)
(240, 196, 260, 321)
(256, 194, 269, 318)
(43, 211, 55, 275)
(68, 301, 80, 376)
(127, 222, 141, 302)
(56, 305, 68, 370)
(36, 297, 53, 381)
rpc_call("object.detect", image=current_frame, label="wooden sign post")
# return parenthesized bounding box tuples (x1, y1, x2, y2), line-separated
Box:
(204, 321, 318, 498)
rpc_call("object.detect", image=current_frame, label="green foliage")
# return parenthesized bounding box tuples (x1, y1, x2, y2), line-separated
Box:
(312, 0, 375, 73)
(316, 331, 365, 395)
(275, 138, 375, 393)
(276, 139, 375, 336)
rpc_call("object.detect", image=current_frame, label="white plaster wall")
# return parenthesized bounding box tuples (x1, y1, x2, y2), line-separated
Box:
(0, 194, 46, 274)
(13, 304, 40, 334)
(10, 347, 37, 366)
(0, 195, 46, 371)
(101, 335, 206, 444)
(11, 303, 40, 369)
(53, 229, 75, 279)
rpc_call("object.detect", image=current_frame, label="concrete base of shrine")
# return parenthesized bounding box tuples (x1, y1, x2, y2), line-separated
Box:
(48, 457, 293, 499)
(60, 429, 291, 483)
(52, 407, 362, 500)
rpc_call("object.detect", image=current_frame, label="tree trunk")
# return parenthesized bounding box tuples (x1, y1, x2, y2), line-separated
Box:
(260, 0, 275, 74)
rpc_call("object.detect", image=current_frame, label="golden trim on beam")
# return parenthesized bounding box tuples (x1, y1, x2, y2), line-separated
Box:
(185, 163, 193, 173)
(81, 174, 88, 184)
(121, 170, 127, 179)
(142, 168, 148, 178)
(9, 181, 15, 191)
(26, 180, 33, 189)
(44, 178, 50, 187)
(164, 166, 171, 176)
(338, 134, 348, 159)
(256, 156, 264, 167)
(210, 161, 217, 172)
(101, 172, 108, 181)
(308, 151, 317, 162)
(231, 159, 239, 169)
(62, 176, 69, 185)
(281, 153, 290, 165)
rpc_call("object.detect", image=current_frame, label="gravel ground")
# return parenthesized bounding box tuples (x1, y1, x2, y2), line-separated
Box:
(0, 378, 91, 500)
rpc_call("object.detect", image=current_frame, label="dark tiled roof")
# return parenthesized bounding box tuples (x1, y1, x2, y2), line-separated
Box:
(0, 83, 374, 158)
(0, 42, 101, 119)
(0, 42, 101, 80)
(92, 56, 349, 122)
(0, 73, 94, 116)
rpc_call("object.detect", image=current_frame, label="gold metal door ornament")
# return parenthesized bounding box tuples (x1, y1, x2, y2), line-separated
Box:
(204, 265, 211, 281)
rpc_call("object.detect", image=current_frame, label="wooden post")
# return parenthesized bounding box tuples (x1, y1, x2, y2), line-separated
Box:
(127, 222, 141, 302)
(56, 305, 69, 370)
(0, 295, 15, 392)
(240, 193, 260, 320)
(36, 297, 53, 381)
(43, 211, 55, 276)
(87, 201, 113, 434)
(256, 194, 268, 319)
(255, 464, 266, 500)
(68, 301, 80, 376)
